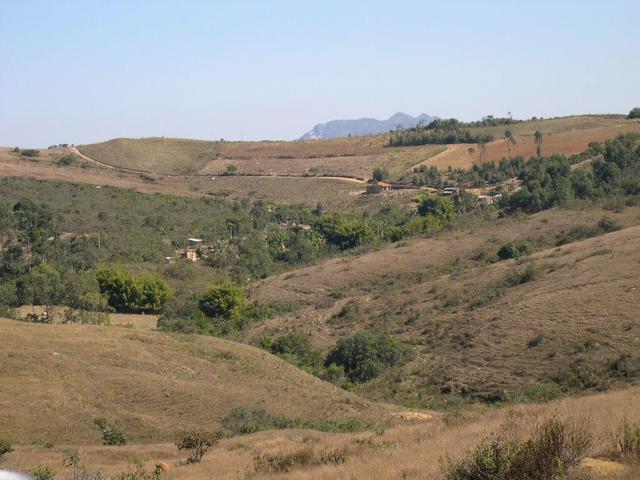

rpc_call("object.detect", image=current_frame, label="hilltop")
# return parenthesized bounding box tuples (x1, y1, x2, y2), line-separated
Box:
(299, 112, 436, 140)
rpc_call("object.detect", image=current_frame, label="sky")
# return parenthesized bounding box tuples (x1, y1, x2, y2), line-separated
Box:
(1, 0, 639, 146)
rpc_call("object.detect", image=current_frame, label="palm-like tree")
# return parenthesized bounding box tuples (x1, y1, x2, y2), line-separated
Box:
(534, 130, 543, 157)
(504, 130, 516, 158)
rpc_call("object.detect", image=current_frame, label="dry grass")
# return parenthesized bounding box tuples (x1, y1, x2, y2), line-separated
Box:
(242, 205, 640, 402)
(4, 387, 640, 479)
(0, 318, 389, 445)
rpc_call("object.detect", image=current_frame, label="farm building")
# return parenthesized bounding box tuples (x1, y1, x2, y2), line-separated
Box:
(366, 181, 393, 194)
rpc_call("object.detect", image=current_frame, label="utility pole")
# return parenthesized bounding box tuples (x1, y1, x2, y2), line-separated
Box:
(162, 129, 166, 148)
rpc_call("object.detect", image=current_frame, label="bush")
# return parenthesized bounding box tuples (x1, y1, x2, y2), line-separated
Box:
(372, 167, 389, 181)
(94, 417, 127, 446)
(616, 419, 640, 462)
(497, 240, 532, 260)
(628, 107, 640, 119)
(0, 438, 14, 459)
(265, 332, 323, 371)
(30, 465, 55, 480)
(443, 417, 591, 480)
(325, 331, 413, 383)
(96, 269, 171, 313)
(222, 407, 300, 435)
(57, 154, 75, 166)
(198, 283, 246, 319)
(416, 195, 455, 225)
(176, 430, 224, 463)
(502, 263, 540, 288)
(20, 149, 40, 158)
(597, 216, 622, 233)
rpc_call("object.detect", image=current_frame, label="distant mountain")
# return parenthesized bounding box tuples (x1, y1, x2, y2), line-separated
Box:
(299, 112, 436, 140)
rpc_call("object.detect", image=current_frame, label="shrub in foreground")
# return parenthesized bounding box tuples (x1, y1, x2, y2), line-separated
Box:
(0, 438, 14, 459)
(443, 417, 591, 480)
(176, 430, 224, 463)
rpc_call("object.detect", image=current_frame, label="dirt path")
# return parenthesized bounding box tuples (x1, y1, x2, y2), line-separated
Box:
(72, 147, 368, 184)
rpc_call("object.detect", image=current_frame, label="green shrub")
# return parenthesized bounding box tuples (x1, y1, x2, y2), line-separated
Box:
(416, 195, 455, 224)
(222, 407, 300, 435)
(30, 465, 55, 480)
(616, 419, 640, 462)
(266, 332, 323, 371)
(20, 148, 40, 158)
(198, 283, 246, 319)
(597, 216, 622, 233)
(96, 268, 171, 313)
(372, 167, 389, 181)
(0, 438, 14, 459)
(502, 263, 540, 288)
(94, 417, 127, 446)
(57, 154, 75, 166)
(325, 331, 413, 383)
(443, 417, 591, 480)
(497, 240, 533, 260)
(176, 430, 224, 463)
(519, 383, 563, 403)
(555, 225, 600, 246)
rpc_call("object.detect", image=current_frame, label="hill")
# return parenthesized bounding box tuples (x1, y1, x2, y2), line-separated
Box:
(242, 204, 640, 407)
(0, 317, 389, 444)
(299, 112, 436, 140)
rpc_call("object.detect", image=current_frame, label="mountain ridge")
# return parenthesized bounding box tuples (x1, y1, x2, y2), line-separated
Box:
(299, 112, 435, 140)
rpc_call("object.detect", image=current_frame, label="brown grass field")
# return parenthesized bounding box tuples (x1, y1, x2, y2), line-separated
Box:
(0, 317, 390, 445)
(3, 385, 640, 479)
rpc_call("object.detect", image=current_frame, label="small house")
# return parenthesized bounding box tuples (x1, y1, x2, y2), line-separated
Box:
(181, 249, 198, 262)
(366, 181, 393, 194)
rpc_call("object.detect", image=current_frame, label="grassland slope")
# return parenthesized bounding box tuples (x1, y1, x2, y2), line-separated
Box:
(0, 318, 387, 444)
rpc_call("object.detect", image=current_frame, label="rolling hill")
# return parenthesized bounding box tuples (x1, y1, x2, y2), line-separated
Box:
(0, 317, 389, 445)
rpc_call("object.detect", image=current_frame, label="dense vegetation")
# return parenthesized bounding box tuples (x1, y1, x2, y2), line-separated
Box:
(502, 133, 640, 214)
(388, 119, 494, 147)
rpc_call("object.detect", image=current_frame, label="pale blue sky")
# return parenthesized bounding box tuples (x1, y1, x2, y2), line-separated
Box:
(1, 0, 639, 146)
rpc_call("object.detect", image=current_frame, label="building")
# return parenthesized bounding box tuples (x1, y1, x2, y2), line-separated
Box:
(181, 249, 198, 262)
(366, 181, 393, 194)
(477, 193, 502, 205)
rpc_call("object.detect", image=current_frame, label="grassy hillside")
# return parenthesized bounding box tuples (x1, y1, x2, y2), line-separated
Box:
(0, 317, 387, 444)
(4, 386, 640, 479)
(243, 204, 640, 407)
(77, 116, 640, 177)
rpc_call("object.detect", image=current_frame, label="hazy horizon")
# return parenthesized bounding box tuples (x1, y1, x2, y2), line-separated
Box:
(1, 0, 639, 147)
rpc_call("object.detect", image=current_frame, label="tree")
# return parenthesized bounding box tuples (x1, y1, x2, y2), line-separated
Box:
(504, 130, 516, 158)
(372, 167, 389, 181)
(478, 139, 487, 162)
(94, 417, 127, 446)
(416, 195, 455, 225)
(534, 130, 544, 158)
(627, 107, 640, 119)
(325, 331, 412, 383)
(198, 283, 246, 319)
(96, 269, 171, 313)
(225, 163, 238, 175)
(16, 264, 64, 321)
(176, 431, 224, 463)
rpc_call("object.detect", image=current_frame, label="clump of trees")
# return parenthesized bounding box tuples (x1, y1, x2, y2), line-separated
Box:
(372, 167, 389, 181)
(389, 119, 494, 147)
(502, 133, 640, 214)
(628, 107, 640, 119)
(96, 268, 171, 313)
(325, 331, 413, 383)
